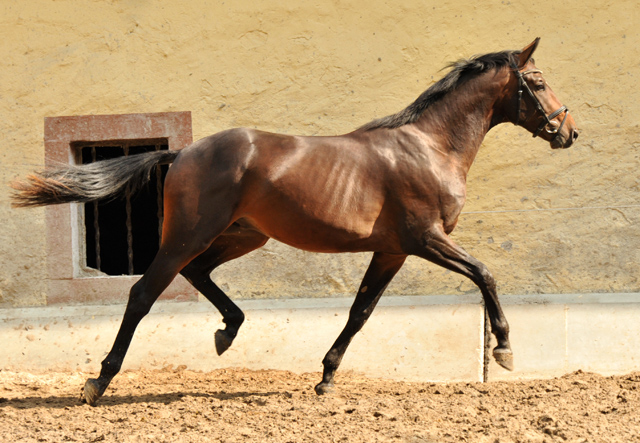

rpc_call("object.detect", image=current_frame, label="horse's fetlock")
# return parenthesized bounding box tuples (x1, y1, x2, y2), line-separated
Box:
(493, 321, 510, 342)
(100, 358, 122, 378)
(322, 350, 341, 368)
(224, 310, 245, 328)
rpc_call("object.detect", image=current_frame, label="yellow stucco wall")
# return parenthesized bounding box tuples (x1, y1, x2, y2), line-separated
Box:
(1, 0, 638, 306)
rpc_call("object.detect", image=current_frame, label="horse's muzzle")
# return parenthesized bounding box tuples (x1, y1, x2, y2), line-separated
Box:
(551, 127, 579, 149)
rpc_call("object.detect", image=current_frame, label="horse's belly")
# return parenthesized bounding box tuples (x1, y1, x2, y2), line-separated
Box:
(242, 206, 384, 253)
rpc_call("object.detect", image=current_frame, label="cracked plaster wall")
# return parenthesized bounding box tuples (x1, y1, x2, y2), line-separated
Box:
(1, 0, 638, 306)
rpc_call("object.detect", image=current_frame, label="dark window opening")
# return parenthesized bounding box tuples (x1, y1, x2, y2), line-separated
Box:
(77, 141, 169, 276)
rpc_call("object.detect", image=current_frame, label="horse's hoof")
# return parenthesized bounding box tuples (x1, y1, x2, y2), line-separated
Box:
(314, 382, 335, 396)
(493, 347, 514, 371)
(81, 378, 102, 406)
(215, 329, 233, 356)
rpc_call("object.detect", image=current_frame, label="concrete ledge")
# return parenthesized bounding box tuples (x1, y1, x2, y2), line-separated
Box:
(490, 292, 640, 380)
(1, 293, 639, 382)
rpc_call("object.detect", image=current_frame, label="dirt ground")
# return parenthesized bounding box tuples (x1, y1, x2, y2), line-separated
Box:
(1, 367, 639, 443)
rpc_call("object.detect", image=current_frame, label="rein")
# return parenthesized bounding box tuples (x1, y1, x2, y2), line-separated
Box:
(513, 67, 569, 140)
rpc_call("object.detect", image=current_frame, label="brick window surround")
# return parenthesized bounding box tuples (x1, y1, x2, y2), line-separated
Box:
(44, 112, 198, 305)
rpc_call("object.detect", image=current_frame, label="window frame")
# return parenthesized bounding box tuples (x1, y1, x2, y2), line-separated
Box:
(44, 112, 198, 304)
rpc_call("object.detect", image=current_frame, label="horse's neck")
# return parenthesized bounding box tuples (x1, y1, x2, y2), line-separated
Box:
(411, 71, 508, 171)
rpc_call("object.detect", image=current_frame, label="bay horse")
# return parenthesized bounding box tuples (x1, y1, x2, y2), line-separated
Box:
(12, 38, 578, 406)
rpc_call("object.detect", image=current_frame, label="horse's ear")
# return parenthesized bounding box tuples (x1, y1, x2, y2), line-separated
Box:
(517, 38, 540, 69)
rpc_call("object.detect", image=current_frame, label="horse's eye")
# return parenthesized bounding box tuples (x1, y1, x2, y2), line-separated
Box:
(535, 82, 546, 91)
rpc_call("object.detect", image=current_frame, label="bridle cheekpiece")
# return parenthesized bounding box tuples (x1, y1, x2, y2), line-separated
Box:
(513, 66, 569, 140)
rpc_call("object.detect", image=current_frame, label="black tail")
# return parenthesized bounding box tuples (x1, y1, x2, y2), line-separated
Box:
(10, 150, 180, 208)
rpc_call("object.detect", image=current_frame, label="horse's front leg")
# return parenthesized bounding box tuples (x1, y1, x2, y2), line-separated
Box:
(315, 252, 407, 395)
(411, 225, 513, 371)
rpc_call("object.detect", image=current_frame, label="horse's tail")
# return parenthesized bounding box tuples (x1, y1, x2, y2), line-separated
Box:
(10, 150, 180, 208)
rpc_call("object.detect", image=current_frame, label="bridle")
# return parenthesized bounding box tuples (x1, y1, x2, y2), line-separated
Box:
(513, 66, 569, 140)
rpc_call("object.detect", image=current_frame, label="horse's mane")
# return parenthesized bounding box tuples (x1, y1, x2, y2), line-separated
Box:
(360, 50, 520, 131)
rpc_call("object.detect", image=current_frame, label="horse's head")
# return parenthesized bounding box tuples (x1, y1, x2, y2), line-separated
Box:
(508, 38, 579, 149)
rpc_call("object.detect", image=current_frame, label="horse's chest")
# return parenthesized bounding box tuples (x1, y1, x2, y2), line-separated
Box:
(402, 174, 467, 230)
(435, 179, 467, 232)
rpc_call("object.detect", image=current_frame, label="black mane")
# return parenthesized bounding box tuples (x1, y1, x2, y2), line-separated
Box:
(360, 50, 520, 131)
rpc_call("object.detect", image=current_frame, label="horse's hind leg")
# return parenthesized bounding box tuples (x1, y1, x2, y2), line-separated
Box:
(315, 252, 406, 395)
(81, 250, 198, 406)
(180, 229, 269, 355)
(81, 208, 238, 405)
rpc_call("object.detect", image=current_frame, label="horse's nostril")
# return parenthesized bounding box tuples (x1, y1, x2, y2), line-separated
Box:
(572, 130, 579, 141)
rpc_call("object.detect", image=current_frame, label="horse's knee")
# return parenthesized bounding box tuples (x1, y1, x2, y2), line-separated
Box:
(473, 264, 496, 290)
